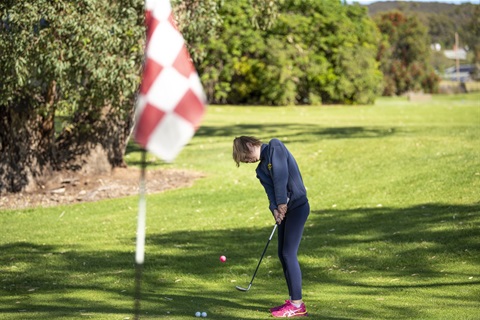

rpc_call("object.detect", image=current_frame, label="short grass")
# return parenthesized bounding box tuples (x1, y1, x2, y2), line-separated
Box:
(1, 93, 479, 319)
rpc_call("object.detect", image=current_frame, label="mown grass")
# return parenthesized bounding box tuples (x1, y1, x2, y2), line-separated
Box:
(1, 93, 479, 319)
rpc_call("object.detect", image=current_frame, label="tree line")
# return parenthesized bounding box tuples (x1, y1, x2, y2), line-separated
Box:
(179, 0, 477, 103)
(1, 0, 478, 193)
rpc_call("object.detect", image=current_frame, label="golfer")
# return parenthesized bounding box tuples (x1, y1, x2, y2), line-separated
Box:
(233, 136, 309, 318)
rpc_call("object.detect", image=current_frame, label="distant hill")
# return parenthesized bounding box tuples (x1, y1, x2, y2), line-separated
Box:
(365, 1, 473, 16)
(364, 1, 478, 48)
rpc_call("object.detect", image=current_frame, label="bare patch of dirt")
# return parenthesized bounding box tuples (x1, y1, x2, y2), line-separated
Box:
(0, 168, 204, 210)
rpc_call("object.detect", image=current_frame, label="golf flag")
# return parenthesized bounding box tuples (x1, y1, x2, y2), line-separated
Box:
(133, 0, 206, 267)
(134, 0, 207, 163)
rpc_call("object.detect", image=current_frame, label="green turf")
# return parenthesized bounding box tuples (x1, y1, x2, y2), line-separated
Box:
(1, 93, 479, 319)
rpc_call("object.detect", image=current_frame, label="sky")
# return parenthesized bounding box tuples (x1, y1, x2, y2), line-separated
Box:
(346, 0, 478, 4)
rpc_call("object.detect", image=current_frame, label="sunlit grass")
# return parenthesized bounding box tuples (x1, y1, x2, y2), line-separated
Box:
(1, 93, 479, 319)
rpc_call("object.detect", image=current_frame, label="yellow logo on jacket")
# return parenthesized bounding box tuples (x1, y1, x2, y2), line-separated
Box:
(268, 163, 272, 170)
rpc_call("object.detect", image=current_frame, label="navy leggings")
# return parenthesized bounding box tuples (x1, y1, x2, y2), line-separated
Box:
(277, 201, 309, 300)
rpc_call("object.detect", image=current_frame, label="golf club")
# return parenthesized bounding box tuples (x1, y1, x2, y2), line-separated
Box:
(235, 223, 278, 292)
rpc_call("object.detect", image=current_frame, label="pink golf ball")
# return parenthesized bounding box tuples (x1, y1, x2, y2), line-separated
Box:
(220, 255, 226, 263)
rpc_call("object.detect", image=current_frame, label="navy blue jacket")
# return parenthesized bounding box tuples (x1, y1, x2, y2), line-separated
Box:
(256, 139, 308, 214)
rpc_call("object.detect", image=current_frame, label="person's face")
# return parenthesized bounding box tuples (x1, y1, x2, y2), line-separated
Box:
(243, 143, 259, 163)
(243, 153, 257, 163)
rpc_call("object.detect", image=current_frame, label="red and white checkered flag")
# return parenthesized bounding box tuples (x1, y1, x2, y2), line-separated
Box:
(134, 0, 206, 162)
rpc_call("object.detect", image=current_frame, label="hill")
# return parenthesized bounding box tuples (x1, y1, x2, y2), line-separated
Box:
(365, 1, 478, 48)
(366, 1, 474, 15)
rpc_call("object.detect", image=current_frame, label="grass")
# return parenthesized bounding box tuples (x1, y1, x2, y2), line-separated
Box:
(1, 93, 479, 319)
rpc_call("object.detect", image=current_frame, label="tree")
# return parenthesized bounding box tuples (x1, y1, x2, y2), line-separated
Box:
(367, 2, 478, 51)
(427, 13, 455, 48)
(462, 5, 480, 80)
(171, 0, 222, 64)
(375, 11, 440, 95)
(0, 0, 146, 193)
(264, 0, 382, 104)
(0, 0, 279, 193)
(329, 3, 384, 104)
(199, 0, 382, 105)
(197, 0, 272, 104)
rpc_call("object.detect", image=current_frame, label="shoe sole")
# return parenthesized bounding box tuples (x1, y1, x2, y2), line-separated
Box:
(272, 312, 308, 318)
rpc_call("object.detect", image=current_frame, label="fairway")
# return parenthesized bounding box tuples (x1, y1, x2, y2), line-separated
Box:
(1, 94, 479, 319)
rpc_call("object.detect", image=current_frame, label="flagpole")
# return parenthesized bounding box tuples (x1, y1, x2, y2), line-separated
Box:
(132, 0, 207, 315)
(134, 149, 147, 320)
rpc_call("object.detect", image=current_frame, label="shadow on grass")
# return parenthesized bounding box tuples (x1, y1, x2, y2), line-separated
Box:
(124, 123, 398, 159)
(194, 123, 397, 142)
(1, 203, 479, 319)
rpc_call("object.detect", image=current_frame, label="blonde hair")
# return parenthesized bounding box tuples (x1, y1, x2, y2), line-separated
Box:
(232, 136, 263, 167)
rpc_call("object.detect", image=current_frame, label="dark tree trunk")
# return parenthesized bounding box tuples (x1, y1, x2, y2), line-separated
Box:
(56, 104, 134, 174)
(0, 99, 55, 193)
(0, 100, 135, 194)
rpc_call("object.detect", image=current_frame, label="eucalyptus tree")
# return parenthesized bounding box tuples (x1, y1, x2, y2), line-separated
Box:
(1, 0, 145, 193)
(0, 0, 278, 193)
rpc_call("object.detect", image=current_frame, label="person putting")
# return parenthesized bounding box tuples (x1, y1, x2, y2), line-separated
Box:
(233, 136, 310, 318)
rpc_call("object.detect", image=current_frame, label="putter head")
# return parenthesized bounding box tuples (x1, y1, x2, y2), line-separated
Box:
(235, 284, 251, 292)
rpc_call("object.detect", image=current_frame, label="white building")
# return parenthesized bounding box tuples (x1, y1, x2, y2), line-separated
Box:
(443, 49, 467, 60)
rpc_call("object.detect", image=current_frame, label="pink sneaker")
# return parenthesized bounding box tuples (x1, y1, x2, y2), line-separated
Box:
(270, 300, 291, 312)
(271, 302, 308, 318)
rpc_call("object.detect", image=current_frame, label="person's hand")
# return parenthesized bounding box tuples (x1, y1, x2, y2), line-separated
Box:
(277, 204, 288, 215)
(274, 209, 285, 225)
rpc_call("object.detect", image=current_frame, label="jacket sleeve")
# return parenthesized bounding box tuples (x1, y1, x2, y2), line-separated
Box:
(269, 139, 289, 205)
(260, 178, 278, 214)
